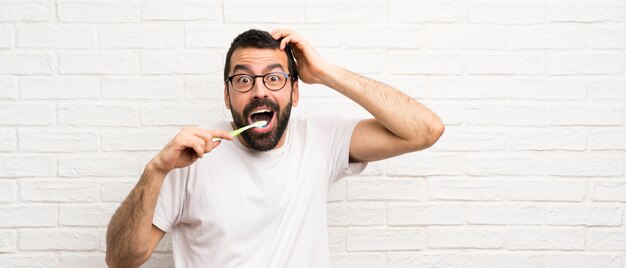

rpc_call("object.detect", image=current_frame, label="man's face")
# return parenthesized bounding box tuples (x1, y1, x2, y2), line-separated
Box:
(224, 47, 299, 151)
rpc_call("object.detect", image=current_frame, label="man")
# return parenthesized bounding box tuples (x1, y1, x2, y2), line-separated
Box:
(106, 29, 444, 267)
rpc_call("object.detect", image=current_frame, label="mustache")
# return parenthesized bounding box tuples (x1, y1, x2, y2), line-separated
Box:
(243, 98, 280, 117)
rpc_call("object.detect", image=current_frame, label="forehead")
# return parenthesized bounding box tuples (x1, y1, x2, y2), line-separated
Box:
(229, 47, 289, 74)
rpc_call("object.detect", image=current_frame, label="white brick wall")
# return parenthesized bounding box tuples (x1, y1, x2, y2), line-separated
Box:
(0, 0, 625, 267)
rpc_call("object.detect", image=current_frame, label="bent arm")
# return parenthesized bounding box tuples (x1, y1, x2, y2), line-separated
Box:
(105, 164, 166, 268)
(322, 66, 445, 162)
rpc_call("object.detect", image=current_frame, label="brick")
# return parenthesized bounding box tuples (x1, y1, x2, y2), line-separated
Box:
(467, 155, 545, 176)
(388, 0, 464, 23)
(508, 179, 586, 201)
(330, 253, 386, 268)
(21, 179, 99, 202)
(592, 181, 626, 201)
(102, 77, 184, 99)
(347, 26, 424, 49)
(101, 128, 176, 151)
(60, 204, 118, 227)
(0, 103, 54, 126)
(432, 129, 506, 152)
(587, 229, 626, 250)
(371, 75, 428, 99)
(546, 155, 623, 177)
(185, 25, 248, 48)
(100, 178, 137, 202)
(589, 27, 626, 49)
(0, 253, 59, 267)
(548, 0, 625, 22)
(0, 76, 16, 100)
(0, 128, 16, 152)
(58, 1, 139, 22)
(298, 27, 345, 48)
(546, 53, 625, 75)
(468, 0, 545, 24)
(184, 76, 224, 99)
(328, 179, 346, 202)
(19, 130, 99, 153)
(387, 203, 466, 226)
(327, 202, 385, 226)
(0, 25, 13, 48)
(19, 77, 99, 99)
(346, 227, 425, 251)
(0, 230, 16, 252)
(468, 203, 546, 225)
(358, 160, 386, 176)
(387, 253, 465, 268)
(57, 104, 138, 127)
(590, 130, 626, 150)
(429, 227, 504, 249)
(347, 177, 424, 201)
(140, 103, 223, 126)
(545, 204, 622, 227)
(59, 253, 107, 268)
(430, 77, 507, 99)
(429, 178, 505, 201)
(518, 254, 621, 268)
(508, 128, 587, 151)
(100, 26, 184, 49)
(306, 0, 385, 23)
(429, 25, 505, 49)
(0, 180, 16, 203)
(388, 52, 464, 75)
(140, 51, 222, 75)
(321, 49, 385, 74)
(59, 53, 137, 75)
(0, 53, 54, 74)
(58, 155, 143, 177)
(465, 104, 545, 126)
(141, 0, 220, 21)
(0, 154, 55, 177)
(20, 228, 99, 251)
(507, 26, 586, 50)
(387, 153, 465, 176)
(506, 228, 584, 250)
(17, 24, 95, 49)
(0, 204, 58, 227)
(466, 53, 544, 75)
(507, 78, 586, 100)
(547, 104, 623, 126)
(141, 252, 176, 268)
(588, 79, 626, 100)
(328, 227, 345, 252)
(0, 0, 55, 21)
(224, 0, 303, 23)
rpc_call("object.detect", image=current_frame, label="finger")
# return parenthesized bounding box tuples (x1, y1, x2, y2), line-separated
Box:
(270, 29, 290, 39)
(208, 130, 233, 140)
(191, 142, 204, 158)
(280, 36, 293, 50)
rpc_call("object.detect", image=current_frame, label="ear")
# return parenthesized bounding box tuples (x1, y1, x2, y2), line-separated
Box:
(224, 83, 231, 110)
(291, 80, 299, 107)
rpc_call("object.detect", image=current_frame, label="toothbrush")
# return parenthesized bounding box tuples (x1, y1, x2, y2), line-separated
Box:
(212, 120, 268, 142)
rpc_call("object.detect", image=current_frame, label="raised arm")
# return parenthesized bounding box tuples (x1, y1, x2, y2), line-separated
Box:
(105, 127, 232, 267)
(271, 29, 444, 163)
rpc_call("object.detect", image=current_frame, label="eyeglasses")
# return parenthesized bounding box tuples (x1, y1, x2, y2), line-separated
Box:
(226, 72, 292, 93)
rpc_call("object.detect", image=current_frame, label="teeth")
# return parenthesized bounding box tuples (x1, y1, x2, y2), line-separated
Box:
(251, 109, 271, 115)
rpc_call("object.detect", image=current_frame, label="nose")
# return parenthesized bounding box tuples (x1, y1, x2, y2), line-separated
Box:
(250, 77, 270, 99)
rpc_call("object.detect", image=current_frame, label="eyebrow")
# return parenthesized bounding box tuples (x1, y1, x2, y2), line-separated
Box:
(232, 63, 285, 74)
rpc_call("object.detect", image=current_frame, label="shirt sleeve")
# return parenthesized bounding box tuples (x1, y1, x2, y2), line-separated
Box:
(309, 115, 368, 185)
(152, 166, 189, 233)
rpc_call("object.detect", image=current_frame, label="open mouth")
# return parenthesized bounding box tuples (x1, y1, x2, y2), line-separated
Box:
(248, 107, 275, 133)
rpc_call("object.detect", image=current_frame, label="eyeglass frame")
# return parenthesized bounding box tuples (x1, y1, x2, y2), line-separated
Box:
(225, 72, 294, 93)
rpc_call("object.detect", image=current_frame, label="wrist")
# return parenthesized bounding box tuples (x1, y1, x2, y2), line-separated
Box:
(145, 159, 169, 178)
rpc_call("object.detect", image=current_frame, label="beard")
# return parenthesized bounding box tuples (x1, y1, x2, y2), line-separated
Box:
(230, 96, 292, 151)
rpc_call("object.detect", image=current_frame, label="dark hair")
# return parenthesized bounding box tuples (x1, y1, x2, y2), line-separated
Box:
(223, 29, 299, 83)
